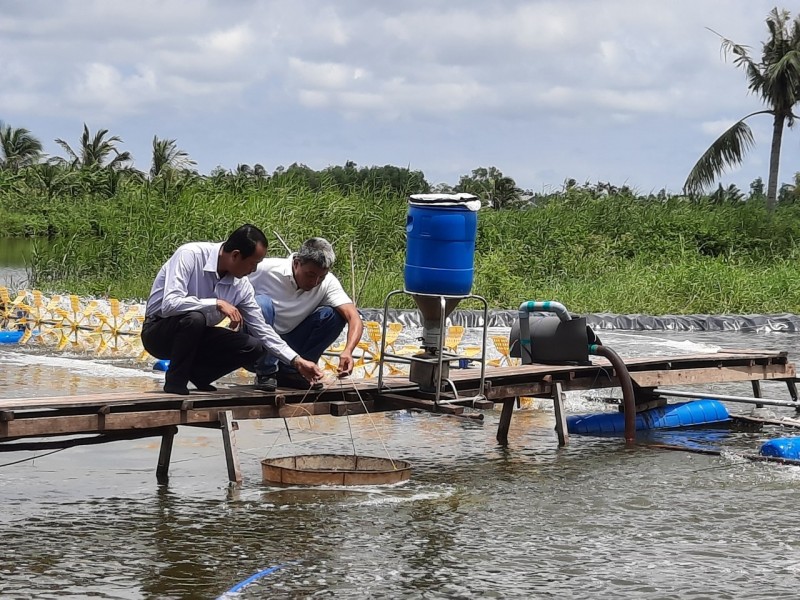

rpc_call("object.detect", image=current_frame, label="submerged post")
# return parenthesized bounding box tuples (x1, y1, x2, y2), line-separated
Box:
(219, 411, 242, 484)
(155, 426, 178, 484)
(496, 399, 515, 445)
(552, 382, 569, 446)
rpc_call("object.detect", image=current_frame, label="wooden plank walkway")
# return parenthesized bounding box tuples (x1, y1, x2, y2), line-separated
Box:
(0, 349, 795, 482)
(0, 349, 793, 440)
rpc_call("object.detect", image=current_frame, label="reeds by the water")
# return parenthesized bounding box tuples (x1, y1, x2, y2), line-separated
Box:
(6, 178, 800, 313)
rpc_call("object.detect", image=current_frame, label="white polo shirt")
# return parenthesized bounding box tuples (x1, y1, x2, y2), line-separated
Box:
(248, 254, 353, 334)
(145, 241, 297, 364)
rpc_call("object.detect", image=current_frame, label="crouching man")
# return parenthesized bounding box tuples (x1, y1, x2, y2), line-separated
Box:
(248, 237, 363, 390)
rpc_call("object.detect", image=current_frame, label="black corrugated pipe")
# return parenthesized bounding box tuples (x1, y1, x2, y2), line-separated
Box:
(589, 343, 636, 443)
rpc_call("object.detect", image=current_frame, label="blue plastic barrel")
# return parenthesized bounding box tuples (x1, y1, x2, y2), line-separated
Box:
(566, 399, 730, 436)
(404, 195, 478, 295)
(760, 437, 800, 460)
(153, 359, 170, 372)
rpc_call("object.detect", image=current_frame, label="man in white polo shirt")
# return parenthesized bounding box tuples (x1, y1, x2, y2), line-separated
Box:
(248, 237, 363, 389)
(142, 224, 323, 395)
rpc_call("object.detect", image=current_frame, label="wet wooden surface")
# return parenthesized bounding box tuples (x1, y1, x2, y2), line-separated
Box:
(0, 350, 794, 443)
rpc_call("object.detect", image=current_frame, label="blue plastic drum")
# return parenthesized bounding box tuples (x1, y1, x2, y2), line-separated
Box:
(404, 195, 479, 295)
(0, 330, 24, 344)
(760, 437, 800, 460)
(567, 399, 730, 436)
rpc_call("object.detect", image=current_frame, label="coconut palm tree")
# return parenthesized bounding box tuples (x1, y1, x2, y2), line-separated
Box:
(150, 136, 195, 178)
(0, 122, 43, 171)
(55, 124, 132, 170)
(457, 166, 522, 209)
(684, 8, 800, 212)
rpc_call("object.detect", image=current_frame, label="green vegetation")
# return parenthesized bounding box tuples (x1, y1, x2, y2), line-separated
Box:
(3, 166, 800, 314)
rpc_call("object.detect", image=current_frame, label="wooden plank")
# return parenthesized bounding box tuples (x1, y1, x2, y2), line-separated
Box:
(329, 400, 373, 416)
(647, 442, 800, 467)
(4, 414, 101, 438)
(731, 414, 800, 428)
(629, 364, 794, 388)
(0, 386, 292, 412)
(0, 405, 273, 439)
(104, 410, 195, 430)
(484, 381, 549, 400)
(0, 427, 177, 452)
(378, 393, 464, 415)
(278, 402, 333, 418)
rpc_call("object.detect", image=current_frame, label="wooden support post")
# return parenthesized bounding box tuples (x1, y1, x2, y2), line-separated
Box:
(496, 399, 515, 446)
(787, 379, 799, 405)
(156, 427, 176, 485)
(752, 380, 763, 409)
(0, 410, 12, 439)
(219, 411, 242, 484)
(552, 381, 569, 447)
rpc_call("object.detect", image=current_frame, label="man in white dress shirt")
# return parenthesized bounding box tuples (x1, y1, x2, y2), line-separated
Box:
(248, 237, 363, 390)
(141, 224, 323, 395)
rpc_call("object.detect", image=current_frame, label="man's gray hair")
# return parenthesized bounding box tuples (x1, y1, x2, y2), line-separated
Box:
(296, 237, 336, 269)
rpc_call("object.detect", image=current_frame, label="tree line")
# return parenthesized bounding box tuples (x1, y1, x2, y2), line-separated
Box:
(2, 118, 800, 215)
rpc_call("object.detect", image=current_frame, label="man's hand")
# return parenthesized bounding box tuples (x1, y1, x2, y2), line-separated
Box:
(216, 299, 243, 331)
(337, 350, 355, 378)
(294, 357, 323, 383)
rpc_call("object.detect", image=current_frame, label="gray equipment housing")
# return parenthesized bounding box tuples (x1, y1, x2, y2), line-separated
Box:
(508, 316, 596, 365)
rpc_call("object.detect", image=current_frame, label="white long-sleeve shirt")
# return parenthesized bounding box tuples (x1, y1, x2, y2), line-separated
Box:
(144, 241, 297, 364)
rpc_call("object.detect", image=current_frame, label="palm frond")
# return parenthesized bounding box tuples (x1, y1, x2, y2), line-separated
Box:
(54, 138, 79, 167)
(684, 114, 766, 195)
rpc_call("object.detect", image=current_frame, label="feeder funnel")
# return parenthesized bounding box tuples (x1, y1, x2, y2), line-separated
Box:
(412, 295, 463, 349)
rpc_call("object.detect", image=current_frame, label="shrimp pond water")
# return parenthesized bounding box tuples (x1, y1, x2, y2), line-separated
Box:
(2, 323, 800, 599)
(2, 238, 800, 598)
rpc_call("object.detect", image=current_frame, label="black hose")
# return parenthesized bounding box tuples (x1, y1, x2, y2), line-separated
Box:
(590, 343, 636, 443)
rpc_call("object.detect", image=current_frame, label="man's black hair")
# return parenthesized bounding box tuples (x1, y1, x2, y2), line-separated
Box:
(223, 224, 268, 258)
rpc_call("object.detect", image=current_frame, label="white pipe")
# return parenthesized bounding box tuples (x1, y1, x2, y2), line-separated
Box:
(655, 388, 800, 409)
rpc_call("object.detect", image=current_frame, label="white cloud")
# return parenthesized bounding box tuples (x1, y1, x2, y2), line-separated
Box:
(0, 0, 796, 192)
(701, 119, 738, 137)
(67, 63, 160, 114)
(288, 58, 369, 90)
(205, 24, 253, 55)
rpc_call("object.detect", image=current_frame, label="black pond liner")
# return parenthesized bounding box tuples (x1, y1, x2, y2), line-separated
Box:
(358, 309, 800, 332)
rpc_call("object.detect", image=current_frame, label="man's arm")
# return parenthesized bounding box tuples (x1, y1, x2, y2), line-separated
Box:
(239, 292, 324, 382)
(238, 294, 297, 364)
(334, 303, 363, 376)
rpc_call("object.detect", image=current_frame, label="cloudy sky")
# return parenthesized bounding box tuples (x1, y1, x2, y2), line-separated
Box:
(2, 0, 798, 193)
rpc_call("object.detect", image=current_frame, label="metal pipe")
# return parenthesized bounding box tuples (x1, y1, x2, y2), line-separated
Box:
(654, 388, 800, 409)
(517, 301, 572, 364)
(590, 343, 636, 443)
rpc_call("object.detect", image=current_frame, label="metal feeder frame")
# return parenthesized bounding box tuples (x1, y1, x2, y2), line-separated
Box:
(377, 289, 490, 405)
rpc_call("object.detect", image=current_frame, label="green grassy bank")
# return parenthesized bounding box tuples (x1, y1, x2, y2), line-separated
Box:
(4, 179, 800, 314)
